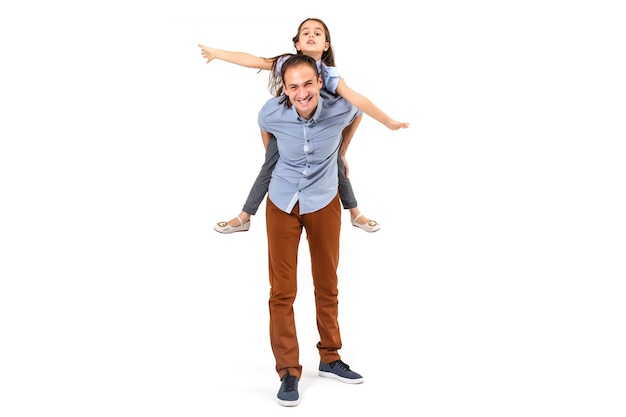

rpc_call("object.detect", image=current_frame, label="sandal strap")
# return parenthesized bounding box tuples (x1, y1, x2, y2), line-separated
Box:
(236, 215, 243, 227)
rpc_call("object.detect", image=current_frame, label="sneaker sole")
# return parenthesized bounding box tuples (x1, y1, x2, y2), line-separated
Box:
(277, 397, 301, 407)
(318, 370, 364, 384)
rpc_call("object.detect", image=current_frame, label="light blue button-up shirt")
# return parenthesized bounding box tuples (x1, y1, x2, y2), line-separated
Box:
(258, 93, 361, 214)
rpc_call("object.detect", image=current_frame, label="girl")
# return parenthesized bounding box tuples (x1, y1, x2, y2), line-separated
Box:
(199, 18, 408, 233)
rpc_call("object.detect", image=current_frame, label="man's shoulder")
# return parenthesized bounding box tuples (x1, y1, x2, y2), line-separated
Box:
(260, 96, 285, 115)
(259, 96, 295, 129)
(263, 94, 283, 106)
(320, 93, 355, 113)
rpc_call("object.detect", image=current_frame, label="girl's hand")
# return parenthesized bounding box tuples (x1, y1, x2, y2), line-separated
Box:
(198, 44, 216, 63)
(386, 120, 410, 130)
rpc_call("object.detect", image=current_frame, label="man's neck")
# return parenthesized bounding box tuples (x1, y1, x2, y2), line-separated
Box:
(297, 107, 317, 121)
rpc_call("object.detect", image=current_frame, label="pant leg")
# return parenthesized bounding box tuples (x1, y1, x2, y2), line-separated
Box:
(266, 197, 303, 380)
(337, 153, 357, 210)
(301, 193, 343, 364)
(242, 136, 279, 215)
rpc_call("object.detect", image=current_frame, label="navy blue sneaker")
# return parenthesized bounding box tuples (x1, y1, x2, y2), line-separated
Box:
(319, 359, 364, 384)
(277, 371, 300, 407)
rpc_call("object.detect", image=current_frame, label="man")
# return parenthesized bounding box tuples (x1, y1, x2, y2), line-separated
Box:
(258, 54, 364, 407)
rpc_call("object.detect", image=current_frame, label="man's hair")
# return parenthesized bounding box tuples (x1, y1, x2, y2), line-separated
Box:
(279, 54, 320, 108)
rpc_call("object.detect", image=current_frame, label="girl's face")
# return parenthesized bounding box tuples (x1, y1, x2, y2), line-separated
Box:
(295, 20, 329, 58)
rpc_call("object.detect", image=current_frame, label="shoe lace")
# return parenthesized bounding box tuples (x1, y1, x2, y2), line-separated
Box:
(282, 374, 297, 392)
(330, 359, 350, 371)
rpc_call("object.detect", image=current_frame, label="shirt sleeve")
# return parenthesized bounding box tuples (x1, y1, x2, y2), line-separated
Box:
(320, 63, 340, 95)
(258, 106, 268, 132)
(274, 55, 288, 78)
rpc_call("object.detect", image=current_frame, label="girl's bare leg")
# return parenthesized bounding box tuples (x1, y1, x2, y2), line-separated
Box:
(349, 208, 370, 224)
(226, 211, 251, 227)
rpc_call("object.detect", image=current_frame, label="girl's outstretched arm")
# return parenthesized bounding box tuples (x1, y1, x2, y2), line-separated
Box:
(198, 44, 274, 70)
(336, 79, 409, 131)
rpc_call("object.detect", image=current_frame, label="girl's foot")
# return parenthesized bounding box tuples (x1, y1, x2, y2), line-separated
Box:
(214, 214, 251, 234)
(350, 214, 381, 233)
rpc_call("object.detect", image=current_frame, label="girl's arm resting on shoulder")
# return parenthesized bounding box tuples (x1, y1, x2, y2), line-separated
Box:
(336, 79, 409, 131)
(198, 44, 273, 70)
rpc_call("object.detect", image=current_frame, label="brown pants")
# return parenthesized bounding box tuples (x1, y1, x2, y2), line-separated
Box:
(266, 194, 343, 380)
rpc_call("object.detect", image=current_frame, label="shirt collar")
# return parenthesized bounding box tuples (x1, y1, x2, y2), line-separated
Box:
(294, 94, 325, 124)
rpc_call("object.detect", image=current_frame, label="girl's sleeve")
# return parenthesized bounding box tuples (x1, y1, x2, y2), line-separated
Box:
(274, 55, 289, 77)
(321, 64, 340, 95)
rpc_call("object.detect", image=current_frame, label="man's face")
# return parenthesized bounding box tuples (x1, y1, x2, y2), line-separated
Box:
(282, 63, 323, 120)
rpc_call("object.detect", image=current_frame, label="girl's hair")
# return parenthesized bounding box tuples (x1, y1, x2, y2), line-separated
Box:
(267, 18, 335, 97)
(292, 17, 335, 67)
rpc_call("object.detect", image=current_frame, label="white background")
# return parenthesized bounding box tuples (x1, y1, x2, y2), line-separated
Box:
(1, 1, 625, 416)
